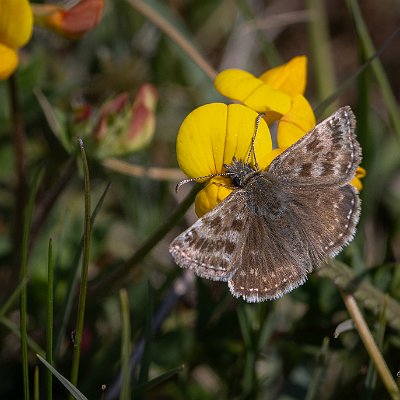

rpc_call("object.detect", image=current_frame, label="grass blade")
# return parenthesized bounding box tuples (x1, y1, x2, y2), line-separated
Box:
(119, 289, 132, 400)
(34, 366, 39, 400)
(133, 366, 184, 396)
(46, 238, 54, 400)
(0, 316, 45, 356)
(20, 168, 43, 400)
(69, 139, 92, 394)
(55, 182, 111, 358)
(37, 354, 89, 400)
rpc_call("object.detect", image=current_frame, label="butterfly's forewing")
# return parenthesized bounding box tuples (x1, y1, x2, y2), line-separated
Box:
(169, 192, 250, 281)
(268, 106, 361, 186)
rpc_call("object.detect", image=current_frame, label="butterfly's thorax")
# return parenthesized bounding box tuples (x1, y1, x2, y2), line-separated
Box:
(226, 159, 287, 220)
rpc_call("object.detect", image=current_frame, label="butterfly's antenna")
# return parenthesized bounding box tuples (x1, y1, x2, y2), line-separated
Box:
(245, 113, 265, 170)
(176, 172, 232, 192)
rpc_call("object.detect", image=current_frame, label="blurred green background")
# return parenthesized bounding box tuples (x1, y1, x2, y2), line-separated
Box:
(0, 0, 400, 399)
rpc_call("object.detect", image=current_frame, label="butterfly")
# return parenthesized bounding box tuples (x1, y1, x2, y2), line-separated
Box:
(169, 106, 362, 302)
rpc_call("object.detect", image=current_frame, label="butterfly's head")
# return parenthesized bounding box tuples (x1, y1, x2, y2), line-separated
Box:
(224, 158, 258, 188)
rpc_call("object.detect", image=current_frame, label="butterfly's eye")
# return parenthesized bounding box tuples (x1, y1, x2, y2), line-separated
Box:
(232, 176, 241, 187)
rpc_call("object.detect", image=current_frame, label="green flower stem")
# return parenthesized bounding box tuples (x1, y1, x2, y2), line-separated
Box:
(46, 239, 54, 400)
(341, 292, 400, 400)
(305, 0, 337, 116)
(347, 0, 400, 138)
(69, 139, 92, 395)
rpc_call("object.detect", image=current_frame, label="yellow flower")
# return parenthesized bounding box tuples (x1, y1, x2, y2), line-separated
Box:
(0, 0, 33, 79)
(176, 103, 273, 216)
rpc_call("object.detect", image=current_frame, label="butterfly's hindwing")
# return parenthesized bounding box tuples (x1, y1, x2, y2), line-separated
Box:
(227, 177, 360, 302)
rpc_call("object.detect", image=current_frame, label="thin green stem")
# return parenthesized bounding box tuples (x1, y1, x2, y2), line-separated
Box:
(69, 139, 92, 394)
(34, 366, 39, 400)
(55, 182, 110, 358)
(46, 239, 54, 400)
(119, 289, 131, 400)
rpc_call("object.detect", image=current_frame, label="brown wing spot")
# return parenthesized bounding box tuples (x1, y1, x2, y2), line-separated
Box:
(321, 162, 334, 176)
(231, 218, 245, 232)
(299, 163, 312, 177)
(306, 138, 321, 152)
(224, 241, 236, 253)
(207, 215, 222, 227)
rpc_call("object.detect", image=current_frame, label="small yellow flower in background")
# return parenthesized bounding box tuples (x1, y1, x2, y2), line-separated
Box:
(351, 166, 366, 191)
(0, 0, 33, 79)
(176, 103, 274, 216)
(33, 0, 104, 39)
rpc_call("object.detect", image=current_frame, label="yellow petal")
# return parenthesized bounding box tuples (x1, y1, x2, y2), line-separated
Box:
(277, 95, 316, 148)
(0, 0, 33, 48)
(259, 56, 307, 96)
(214, 69, 291, 114)
(0, 44, 18, 79)
(261, 148, 285, 170)
(351, 167, 366, 191)
(176, 103, 272, 179)
(194, 177, 233, 217)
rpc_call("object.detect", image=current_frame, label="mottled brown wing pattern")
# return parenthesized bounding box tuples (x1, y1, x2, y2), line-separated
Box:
(268, 106, 361, 186)
(169, 192, 250, 281)
(226, 177, 360, 302)
(228, 211, 309, 302)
